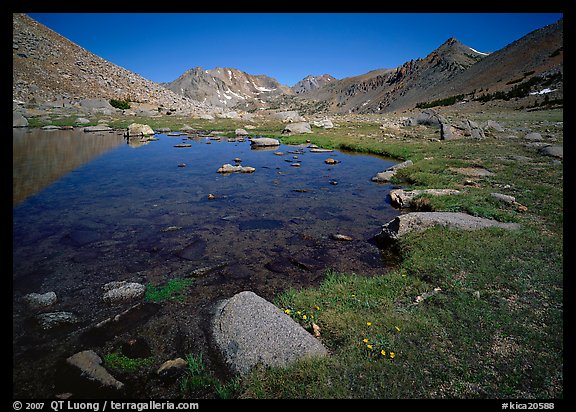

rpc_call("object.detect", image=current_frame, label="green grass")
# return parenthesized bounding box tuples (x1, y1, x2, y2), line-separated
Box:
(103, 353, 155, 372)
(144, 278, 194, 302)
(179, 353, 241, 399)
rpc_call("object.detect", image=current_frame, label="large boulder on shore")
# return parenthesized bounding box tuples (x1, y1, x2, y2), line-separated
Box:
(378, 212, 520, 241)
(442, 119, 485, 140)
(405, 109, 447, 128)
(211, 291, 328, 375)
(390, 188, 460, 208)
(282, 122, 312, 134)
(271, 111, 305, 123)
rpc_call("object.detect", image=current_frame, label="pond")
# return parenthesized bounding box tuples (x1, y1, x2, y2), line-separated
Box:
(12, 126, 400, 397)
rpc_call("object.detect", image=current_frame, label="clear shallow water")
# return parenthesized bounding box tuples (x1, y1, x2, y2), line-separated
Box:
(13, 129, 399, 291)
(13, 128, 400, 397)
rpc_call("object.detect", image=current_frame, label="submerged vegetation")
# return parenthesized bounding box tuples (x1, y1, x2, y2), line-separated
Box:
(144, 278, 195, 302)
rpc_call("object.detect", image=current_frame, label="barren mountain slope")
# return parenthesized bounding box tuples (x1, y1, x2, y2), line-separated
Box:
(297, 19, 562, 114)
(12, 13, 208, 114)
(422, 18, 563, 102)
(300, 37, 488, 114)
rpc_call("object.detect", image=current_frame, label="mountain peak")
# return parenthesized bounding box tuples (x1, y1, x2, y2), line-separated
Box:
(292, 74, 336, 94)
(444, 37, 461, 45)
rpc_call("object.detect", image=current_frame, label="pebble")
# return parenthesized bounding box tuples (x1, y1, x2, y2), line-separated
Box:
(23, 291, 57, 309)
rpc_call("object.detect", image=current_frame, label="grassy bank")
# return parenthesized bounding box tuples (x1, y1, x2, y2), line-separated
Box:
(237, 109, 563, 398)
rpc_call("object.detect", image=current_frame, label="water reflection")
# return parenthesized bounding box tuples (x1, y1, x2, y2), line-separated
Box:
(12, 128, 125, 205)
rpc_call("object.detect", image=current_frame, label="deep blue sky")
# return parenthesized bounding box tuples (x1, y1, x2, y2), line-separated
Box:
(27, 13, 563, 87)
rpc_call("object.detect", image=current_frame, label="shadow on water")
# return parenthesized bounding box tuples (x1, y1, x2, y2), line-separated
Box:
(12, 128, 401, 398)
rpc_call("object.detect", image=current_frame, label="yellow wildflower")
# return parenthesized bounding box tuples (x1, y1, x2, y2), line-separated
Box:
(395, 326, 401, 332)
(363, 339, 369, 343)
(390, 352, 395, 359)
(296, 311, 301, 315)
(302, 314, 307, 320)
(284, 309, 291, 314)
(366, 322, 372, 326)
(380, 350, 386, 357)
(367, 344, 373, 349)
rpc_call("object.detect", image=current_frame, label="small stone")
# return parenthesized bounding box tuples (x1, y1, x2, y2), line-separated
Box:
(291, 163, 301, 167)
(208, 194, 216, 200)
(102, 281, 145, 304)
(490, 192, 516, 205)
(217, 164, 256, 174)
(177, 163, 186, 168)
(524, 132, 543, 141)
(331, 234, 353, 241)
(161, 226, 182, 232)
(84, 125, 113, 133)
(23, 292, 57, 309)
(325, 158, 338, 165)
(36, 312, 79, 330)
(309, 148, 333, 153)
(156, 358, 188, 380)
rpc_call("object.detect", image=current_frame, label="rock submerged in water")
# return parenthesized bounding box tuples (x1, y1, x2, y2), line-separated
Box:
(211, 291, 328, 376)
(36, 311, 79, 330)
(102, 281, 146, 303)
(23, 291, 57, 309)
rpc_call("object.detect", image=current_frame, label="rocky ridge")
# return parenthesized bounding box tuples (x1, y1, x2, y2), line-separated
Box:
(12, 13, 212, 116)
